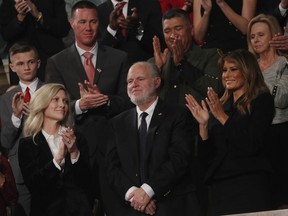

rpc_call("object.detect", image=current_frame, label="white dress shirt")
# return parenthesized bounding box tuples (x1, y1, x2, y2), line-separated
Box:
(125, 97, 159, 201)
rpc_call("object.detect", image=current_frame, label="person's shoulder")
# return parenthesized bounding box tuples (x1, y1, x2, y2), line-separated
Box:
(19, 136, 34, 146)
(0, 86, 20, 100)
(253, 92, 274, 106)
(157, 99, 189, 117)
(49, 45, 75, 60)
(99, 44, 127, 57)
(112, 107, 135, 121)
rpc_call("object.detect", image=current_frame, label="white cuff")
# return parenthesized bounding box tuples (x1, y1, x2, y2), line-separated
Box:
(107, 25, 117, 37)
(11, 114, 22, 128)
(75, 99, 88, 115)
(125, 186, 138, 201)
(71, 152, 80, 164)
(52, 158, 62, 171)
(141, 183, 155, 198)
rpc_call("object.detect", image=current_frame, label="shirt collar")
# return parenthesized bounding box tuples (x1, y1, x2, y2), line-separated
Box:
(136, 97, 158, 119)
(19, 78, 39, 94)
(75, 41, 98, 57)
(42, 126, 66, 140)
(111, 0, 128, 8)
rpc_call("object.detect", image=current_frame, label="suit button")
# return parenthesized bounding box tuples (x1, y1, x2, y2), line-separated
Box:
(136, 173, 138, 177)
(174, 85, 177, 88)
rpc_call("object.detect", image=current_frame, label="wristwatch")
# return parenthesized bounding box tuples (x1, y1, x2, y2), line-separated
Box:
(137, 21, 144, 36)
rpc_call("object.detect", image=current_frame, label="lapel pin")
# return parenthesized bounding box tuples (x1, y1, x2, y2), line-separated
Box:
(158, 113, 162, 116)
(97, 68, 102, 73)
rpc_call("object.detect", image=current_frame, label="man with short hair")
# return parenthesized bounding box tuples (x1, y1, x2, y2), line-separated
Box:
(105, 61, 201, 216)
(150, 8, 223, 105)
(45, 1, 132, 214)
(0, 41, 44, 216)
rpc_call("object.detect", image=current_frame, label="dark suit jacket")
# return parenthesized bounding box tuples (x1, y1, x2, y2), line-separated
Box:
(45, 43, 131, 160)
(98, 0, 165, 64)
(105, 99, 201, 216)
(45, 43, 132, 201)
(0, 81, 43, 184)
(199, 93, 274, 182)
(273, 4, 288, 29)
(0, 0, 70, 82)
(18, 132, 93, 216)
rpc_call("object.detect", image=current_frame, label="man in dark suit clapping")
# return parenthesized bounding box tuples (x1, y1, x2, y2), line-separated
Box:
(45, 1, 132, 214)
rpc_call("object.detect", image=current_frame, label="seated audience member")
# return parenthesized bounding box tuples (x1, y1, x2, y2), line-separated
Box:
(105, 61, 202, 216)
(0, 0, 70, 84)
(185, 49, 274, 216)
(0, 41, 44, 216)
(0, 152, 18, 216)
(193, 0, 257, 52)
(98, 0, 165, 64)
(150, 8, 223, 105)
(18, 83, 93, 216)
(248, 14, 288, 209)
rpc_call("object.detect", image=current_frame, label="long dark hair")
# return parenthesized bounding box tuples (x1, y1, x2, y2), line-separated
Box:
(219, 49, 269, 114)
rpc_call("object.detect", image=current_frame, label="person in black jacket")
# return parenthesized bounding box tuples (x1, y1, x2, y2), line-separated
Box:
(186, 49, 274, 216)
(0, 0, 70, 84)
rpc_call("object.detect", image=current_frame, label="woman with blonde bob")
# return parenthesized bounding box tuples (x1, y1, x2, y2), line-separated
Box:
(185, 49, 274, 215)
(19, 83, 93, 216)
(248, 14, 288, 209)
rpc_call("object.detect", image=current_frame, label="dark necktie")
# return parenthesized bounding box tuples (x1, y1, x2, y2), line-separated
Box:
(83, 52, 95, 84)
(139, 112, 148, 183)
(115, 1, 127, 37)
(24, 87, 31, 103)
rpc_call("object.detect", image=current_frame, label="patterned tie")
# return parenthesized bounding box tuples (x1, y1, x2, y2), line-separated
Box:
(83, 52, 95, 83)
(139, 112, 148, 183)
(116, 1, 127, 37)
(24, 87, 31, 103)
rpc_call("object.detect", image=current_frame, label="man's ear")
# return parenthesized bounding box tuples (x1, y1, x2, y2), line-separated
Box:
(70, 19, 74, 29)
(37, 59, 41, 69)
(155, 77, 161, 88)
(9, 63, 16, 73)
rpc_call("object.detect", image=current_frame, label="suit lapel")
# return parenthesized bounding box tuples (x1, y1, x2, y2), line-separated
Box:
(146, 100, 166, 160)
(36, 80, 44, 90)
(35, 132, 54, 162)
(95, 44, 107, 84)
(70, 45, 88, 82)
(127, 109, 140, 171)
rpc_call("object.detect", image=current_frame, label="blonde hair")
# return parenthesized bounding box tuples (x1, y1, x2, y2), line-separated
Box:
(23, 83, 73, 141)
(219, 50, 270, 115)
(247, 14, 282, 56)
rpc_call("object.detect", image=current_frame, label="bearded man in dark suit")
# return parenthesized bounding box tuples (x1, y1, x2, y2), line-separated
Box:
(105, 61, 202, 216)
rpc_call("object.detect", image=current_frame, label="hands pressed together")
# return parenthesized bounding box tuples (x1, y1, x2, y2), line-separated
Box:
(128, 188, 156, 215)
(15, 0, 42, 22)
(270, 31, 288, 57)
(109, 4, 139, 33)
(54, 127, 79, 165)
(12, 92, 30, 118)
(78, 80, 109, 111)
(153, 35, 185, 70)
(185, 87, 229, 139)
